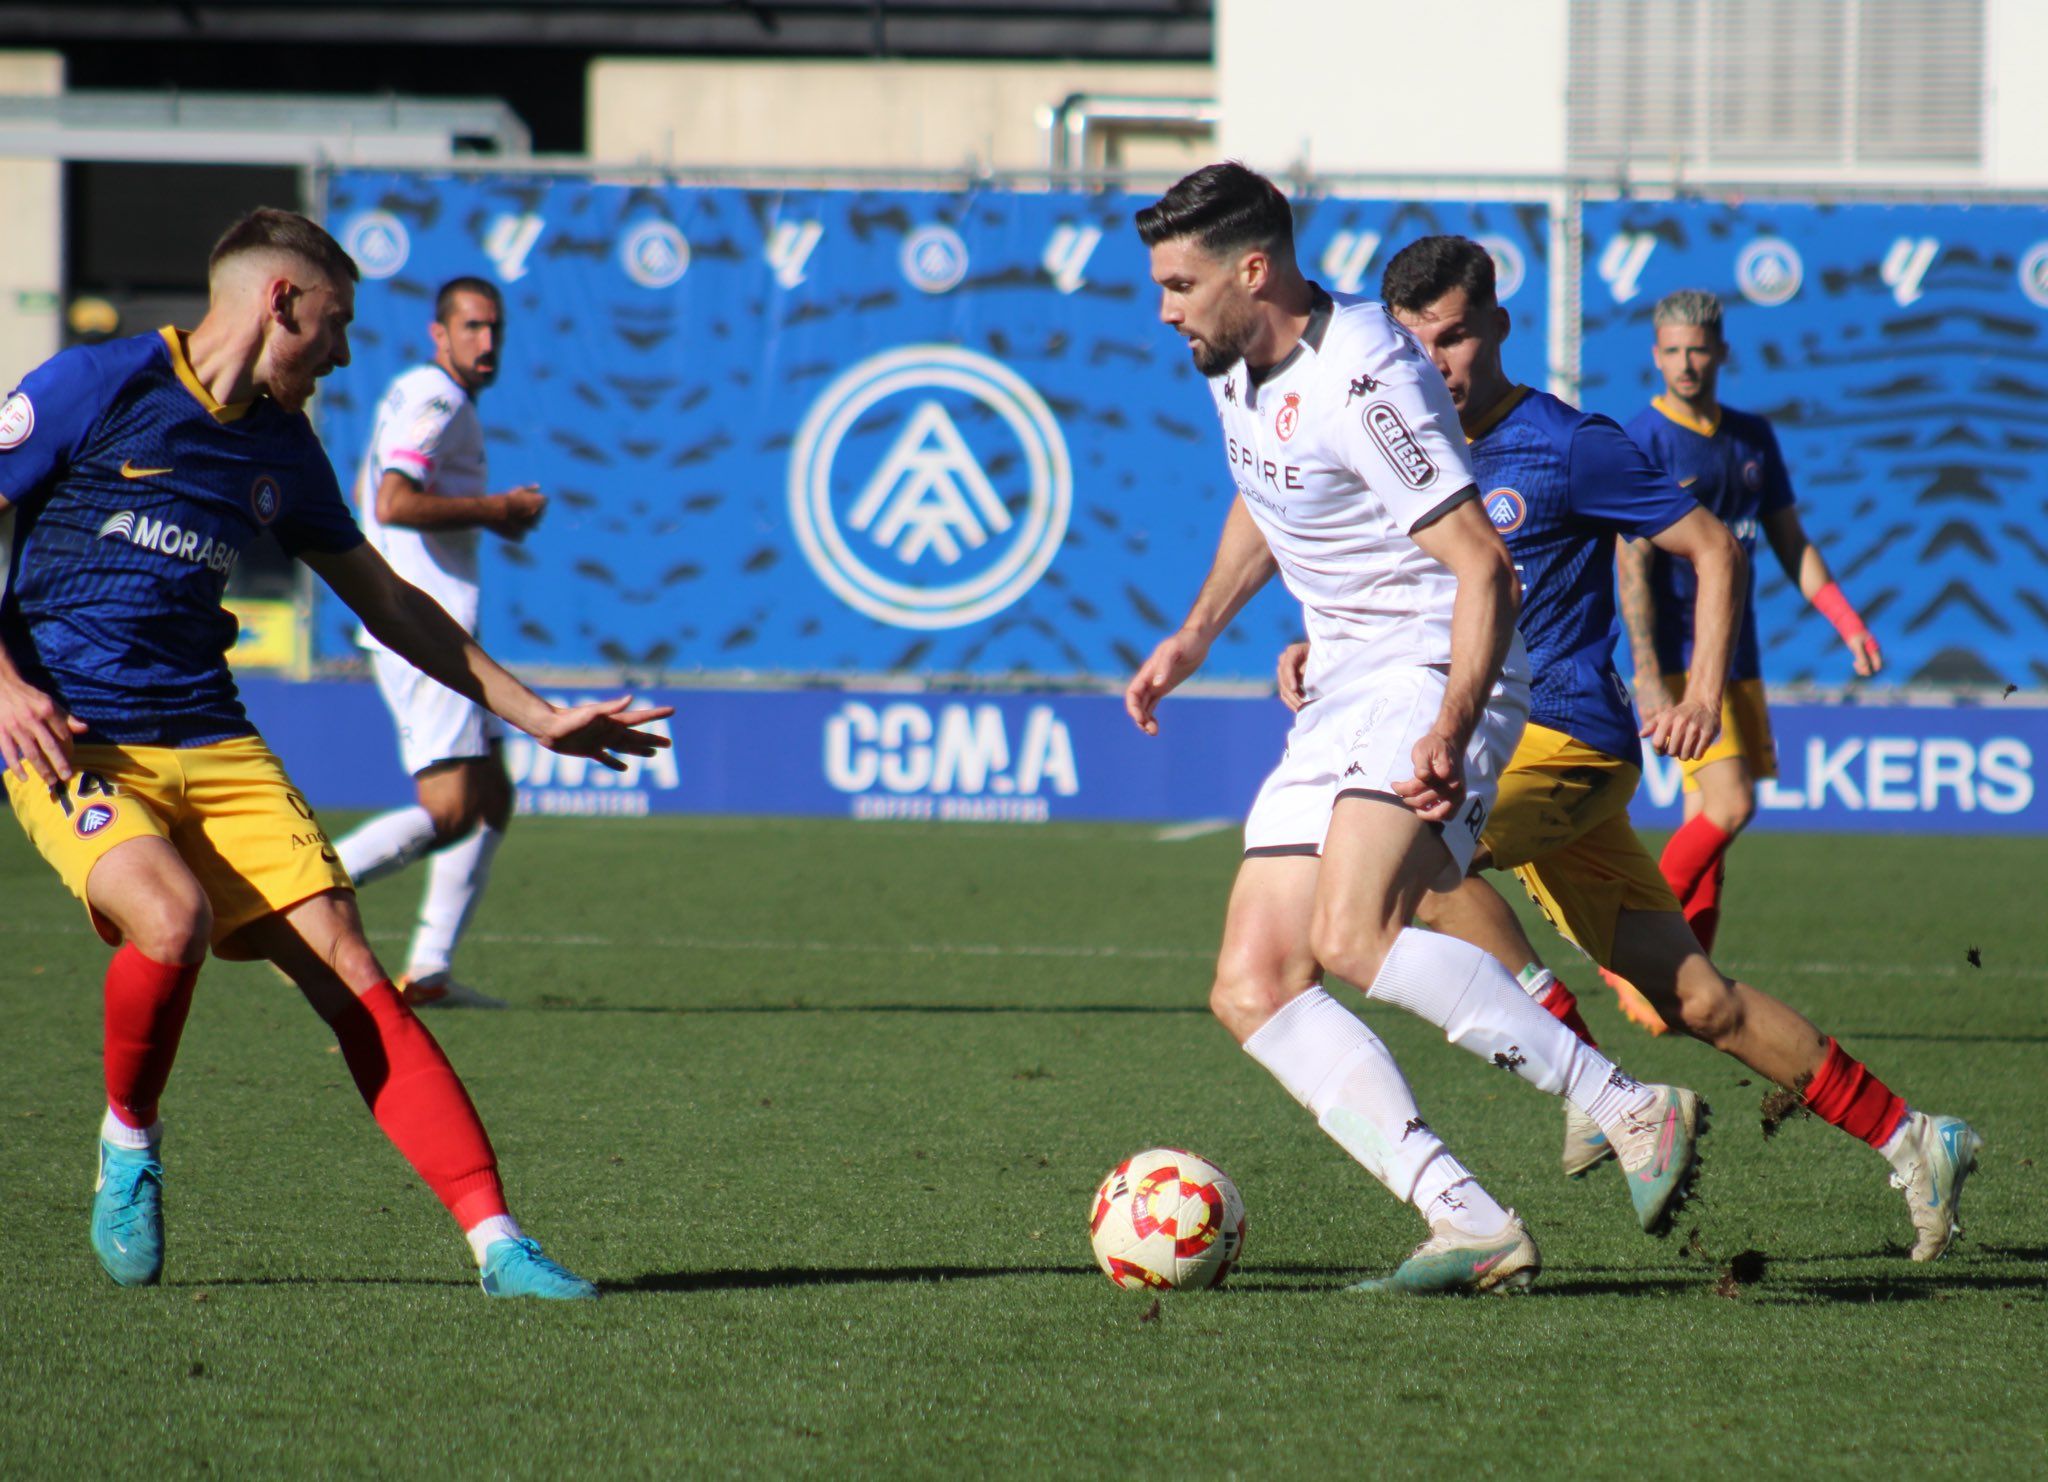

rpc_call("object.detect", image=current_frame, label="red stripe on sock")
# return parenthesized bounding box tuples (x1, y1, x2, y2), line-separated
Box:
(1537, 981, 1599, 1049)
(329, 981, 508, 1226)
(1802, 1037, 1909, 1149)
(103, 944, 201, 1128)
(1659, 815, 1733, 907)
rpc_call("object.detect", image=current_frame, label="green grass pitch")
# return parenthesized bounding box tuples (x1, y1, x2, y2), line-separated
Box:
(2, 815, 2043, 1475)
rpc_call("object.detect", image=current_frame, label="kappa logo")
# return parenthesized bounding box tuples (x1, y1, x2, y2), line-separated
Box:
(1598, 232, 1658, 304)
(484, 213, 546, 282)
(97, 510, 241, 575)
(1881, 236, 1939, 307)
(1043, 223, 1102, 295)
(1347, 374, 1378, 402)
(1736, 237, 1803, 306)
(1320, 230, 1382, 295)
(0, 391, 34, 449)
(621, 220, 690, 289)
(901, 225, 969, 294)
(767, 220, 824, 289)
(789, 345, 1071, 630)
(341, 211, 410, 281)
(1484, 486, 1527, 533)
(74, 801, 118, 839)
(1275, 392, 1302, 441)
(1362, 402, 1438, 490)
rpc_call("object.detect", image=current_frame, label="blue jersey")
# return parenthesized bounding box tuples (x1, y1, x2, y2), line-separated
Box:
(1622, 398, 1795, 682)
(1469, 387, 1698, 762)
(0, 329, 363, 746)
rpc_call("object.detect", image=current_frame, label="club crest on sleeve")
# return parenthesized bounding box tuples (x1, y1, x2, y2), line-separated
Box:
(1741, 459, 1763, 491)
(250, 475, 282, 525)
(1275, 392, 1301, 441)
(0, 391, 32, 449)
(74, 801, 118, 839)
(1484, 486, 1527, 533)
(1362, 401, 1438, 489)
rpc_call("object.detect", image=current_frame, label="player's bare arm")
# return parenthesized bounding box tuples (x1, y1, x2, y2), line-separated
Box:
(374, 468, 547, 542)
(1639, 505, 1744, 760)
(1276, 639, 1309, 711)
(305, 541, 672, 770)
(1614, 532, 1673, 723)
(1761, 504, 1882, 677)
(1125, 497, 1276, 735)
(0, 626, 88, 786)
(1393, 495, 1515, 821)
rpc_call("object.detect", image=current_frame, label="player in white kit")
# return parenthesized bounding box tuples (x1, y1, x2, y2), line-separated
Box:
(1125, 164, 1704, 1292)
(332, 278, 548, 1008)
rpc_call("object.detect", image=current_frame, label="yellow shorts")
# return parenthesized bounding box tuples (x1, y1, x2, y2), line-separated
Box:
(1479, 723, 1681, 966)
(4, 736, 353, 947)
(1668, 674, 1777, 791)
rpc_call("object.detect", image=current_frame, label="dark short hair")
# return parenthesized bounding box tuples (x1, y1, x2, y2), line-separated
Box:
(436, 276, 504, 323)
(208, 208, 359, 286)
(1134, 161, 1295, 260)
(1381, 235, 1497, 314)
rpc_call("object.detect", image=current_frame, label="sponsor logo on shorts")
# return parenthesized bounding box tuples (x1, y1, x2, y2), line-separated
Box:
(0, 391, 32, 449)
(1363, 402, 1438, 489)
(74, 801, 118, 839)
(251, 475, 282, 524)
(1275, 392, 1301, 442)
(1484, 486, 1527, 533)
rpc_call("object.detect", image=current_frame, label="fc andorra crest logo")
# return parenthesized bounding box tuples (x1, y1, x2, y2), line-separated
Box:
(789, 345, 1072, 630)
(75, 802, 118, 839)
(1484, 487, 1527, 533)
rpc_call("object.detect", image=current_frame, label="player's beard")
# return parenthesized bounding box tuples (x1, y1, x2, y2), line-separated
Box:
(1189, 297, 1260, 378)
(267, 339, 323, 414)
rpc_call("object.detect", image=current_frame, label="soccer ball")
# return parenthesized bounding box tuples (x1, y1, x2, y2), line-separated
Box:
(1088, 1147, 1246, 1291)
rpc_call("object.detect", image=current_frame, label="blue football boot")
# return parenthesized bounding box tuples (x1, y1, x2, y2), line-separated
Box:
(91, 1137, 165, 1287)
(479, 1237, 600, 1300)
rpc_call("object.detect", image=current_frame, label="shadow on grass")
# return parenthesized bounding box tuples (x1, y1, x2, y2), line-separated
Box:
(615, 1263, 1096, 1293)
(532, 1002, 1210, 1016)
(1828, 1031, 2048, 1045)
(165, 1275, 475, 1290)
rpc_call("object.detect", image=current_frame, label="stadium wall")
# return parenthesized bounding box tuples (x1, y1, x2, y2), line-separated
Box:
(244, 677, 2048, 835)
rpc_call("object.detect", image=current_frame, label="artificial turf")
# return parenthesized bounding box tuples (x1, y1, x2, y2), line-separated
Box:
(2, 816, 2042, 1476)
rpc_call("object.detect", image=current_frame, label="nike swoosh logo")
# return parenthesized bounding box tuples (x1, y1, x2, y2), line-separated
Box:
(1472, 1251, 1508, 1275)
(120, 460, 174, 479)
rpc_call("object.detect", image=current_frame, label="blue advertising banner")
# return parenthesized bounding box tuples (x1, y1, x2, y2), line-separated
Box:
(318, 173, 1549, 680)
(242, 678, 2046, 835)
(1581, 199, 2048, 690)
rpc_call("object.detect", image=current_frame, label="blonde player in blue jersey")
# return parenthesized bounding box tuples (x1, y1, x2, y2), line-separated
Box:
(1614, 289, 1883, 1018)
(0, 208, 671, 1296)
(1274, 235, 1976, 1261)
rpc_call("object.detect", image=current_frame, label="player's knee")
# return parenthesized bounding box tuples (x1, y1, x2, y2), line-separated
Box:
(1306, 915, 1396, 995)
(1208, 964, 1298, 1042)
(1706, 790, 1755, 834)
(126, 892, 212, 965)
(423, 799, 478, 847)
(1670, 967, 1744, 1046)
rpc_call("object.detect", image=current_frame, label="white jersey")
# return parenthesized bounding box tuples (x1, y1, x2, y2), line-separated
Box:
(355, 363, 486, 648)
(1207, 290, 1524, 693)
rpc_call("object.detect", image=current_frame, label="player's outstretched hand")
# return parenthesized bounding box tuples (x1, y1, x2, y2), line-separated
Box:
(497, 485, 547, 542)
(1125, 629, 1211, 735)
(1847, 629, 1883, 678)
(1632, 669, 1677, 733)
(1276, 641, 1310, 712)
(1641, 696, 1721, 761)
(0, 673, 87, 787)
(531, 695, 675, 772)
(1392, 727, 1466, 822)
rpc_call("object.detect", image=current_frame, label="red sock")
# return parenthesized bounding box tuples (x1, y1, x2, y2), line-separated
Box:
(328, 981, 507, 1228)
(1661, 815, 1733, 953)
(103, 944, 201, 1128)
(1686, 860, 1725, 955)
(1536, 980, 1599, 1048)
(1802, 1037, 1909, 1149)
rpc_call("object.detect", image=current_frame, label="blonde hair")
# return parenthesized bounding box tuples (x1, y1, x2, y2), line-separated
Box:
(1652, 288, 1723, 338)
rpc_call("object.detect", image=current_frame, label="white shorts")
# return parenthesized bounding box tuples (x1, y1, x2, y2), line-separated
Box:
(1243, 661, 1529, 885)
(370, 648, 505, 776)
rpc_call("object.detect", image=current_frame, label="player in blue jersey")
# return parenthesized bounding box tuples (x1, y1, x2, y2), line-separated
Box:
(1279, 237, 1977, 1260)
(0, 208, 671, 1297)
(1615, 289, 1883, 1015)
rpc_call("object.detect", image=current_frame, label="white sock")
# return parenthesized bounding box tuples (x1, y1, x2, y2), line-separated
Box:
(1243, 987, 1511, 1238)
(465, 1213, 524, 1265)
(100, 1107, 159, 1151)
(1366, 928, 1659, 1137)
(335, 805, 438, 888)
(406, 824, 505, 980)
(1878, 1108, 1921, 1168)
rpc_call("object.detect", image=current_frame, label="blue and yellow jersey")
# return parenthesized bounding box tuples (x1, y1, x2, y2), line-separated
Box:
(1622, 397, 1795, 682)
(0, 329, 363, 746)
(1469, 386, 1698, 762)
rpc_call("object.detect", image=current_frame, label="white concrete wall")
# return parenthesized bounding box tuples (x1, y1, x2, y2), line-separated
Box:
(1217, 0, 1568, 178)
(588, 58, 1215, 174)
(0, 51, 63, 386)
(1984, 0, 2048, 187)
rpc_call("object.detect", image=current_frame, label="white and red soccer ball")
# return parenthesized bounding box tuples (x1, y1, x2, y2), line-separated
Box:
(1089, 1147, 1246, 1291)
